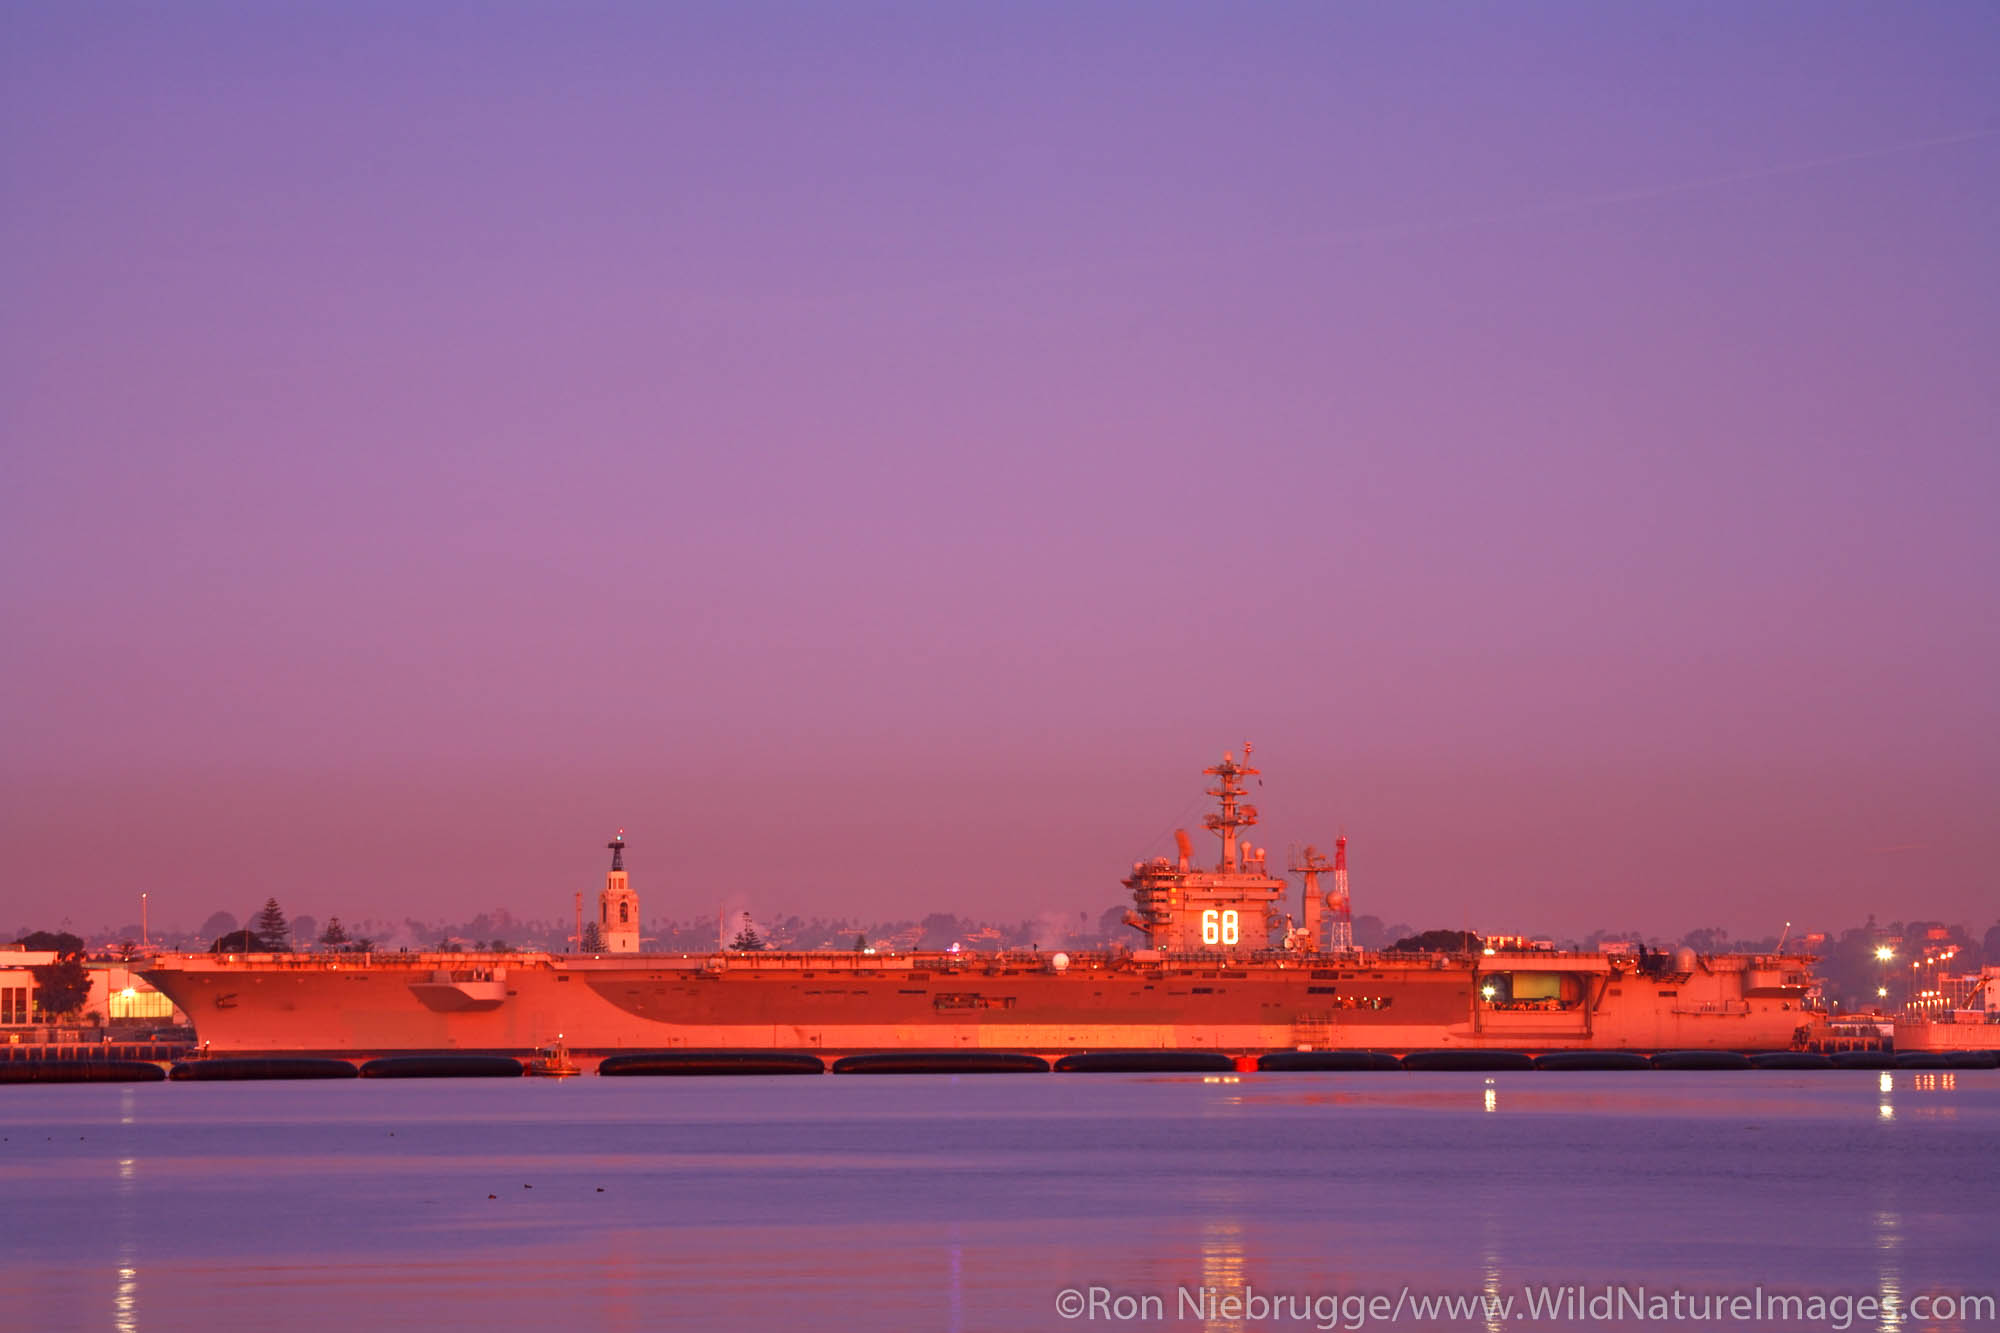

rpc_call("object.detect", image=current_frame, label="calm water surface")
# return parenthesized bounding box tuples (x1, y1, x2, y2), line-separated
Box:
(2, 1071, 1994, 1332)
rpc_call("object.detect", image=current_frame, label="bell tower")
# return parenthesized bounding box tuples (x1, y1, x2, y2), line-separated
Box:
(598, 830, 640, 953)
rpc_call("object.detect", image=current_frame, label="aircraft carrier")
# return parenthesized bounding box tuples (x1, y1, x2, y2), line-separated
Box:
(141, 753, 1822, 1058)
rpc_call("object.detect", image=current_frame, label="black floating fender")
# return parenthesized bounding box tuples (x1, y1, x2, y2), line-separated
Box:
(1532, 1051, 1653, 1071)
(1748, 1051, 1834, 1070)
(1892, 1051, 1957, 1069)
(1648, 1050, 1753, 1070)
(596, 1051, 825, 1076)
(831, 1051, 1049, 1075)
(1828, 1050, 1896, 1070)
(1257, 1050, 1402, 1072)
(170, 1057, 357, 1081)
(0, 1060, 166, 1084)
(1054, 1050, 1239, 1073)
(1401, 1049, 1535, 1072)
(358, 1054, 523, 1079)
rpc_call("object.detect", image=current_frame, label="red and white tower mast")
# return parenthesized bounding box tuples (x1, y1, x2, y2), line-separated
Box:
(1289, 835, 1355, 954)
(1327, 835, 1354, 954)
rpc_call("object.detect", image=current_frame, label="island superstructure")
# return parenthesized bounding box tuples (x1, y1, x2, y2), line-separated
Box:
(141, 753, 1822, 1057)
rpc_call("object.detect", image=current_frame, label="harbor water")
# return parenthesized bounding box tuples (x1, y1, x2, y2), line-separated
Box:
(2, 1071, 1995, 1331)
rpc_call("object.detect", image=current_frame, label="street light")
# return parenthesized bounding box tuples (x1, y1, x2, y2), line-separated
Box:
(1874, 946, 1895, 962)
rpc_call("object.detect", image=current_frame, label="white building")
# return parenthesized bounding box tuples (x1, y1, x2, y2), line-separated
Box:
(0, 950, 182, 1029)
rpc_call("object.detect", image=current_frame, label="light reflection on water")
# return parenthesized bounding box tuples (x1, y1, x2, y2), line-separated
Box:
(113, 1264, 136, 1333)
(1478, 1211, 1506, 1333)
(0, 1071, 1992, 1333)
(1198, 1220, 1246, 1333)
(113, 1084, 140, 1333)
(1876, 1207, 1904, 1333)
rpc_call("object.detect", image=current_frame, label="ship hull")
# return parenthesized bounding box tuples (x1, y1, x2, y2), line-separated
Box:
(143, 949, 1815, 1057)
(1893, 1019, 2000, 1052)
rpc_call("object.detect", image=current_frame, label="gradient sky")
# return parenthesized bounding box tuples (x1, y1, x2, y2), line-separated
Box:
(4, 4, 1996, 942)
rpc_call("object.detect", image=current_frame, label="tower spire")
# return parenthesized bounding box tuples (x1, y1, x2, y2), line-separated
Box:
(598, 829, 639, 953)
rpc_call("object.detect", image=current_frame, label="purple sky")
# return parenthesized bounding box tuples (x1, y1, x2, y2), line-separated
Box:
(4, 4, 1996, 942)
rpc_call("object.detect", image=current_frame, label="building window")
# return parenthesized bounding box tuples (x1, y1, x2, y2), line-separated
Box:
(108, 989, 175, 1021)
(1, 985, 28, 1025)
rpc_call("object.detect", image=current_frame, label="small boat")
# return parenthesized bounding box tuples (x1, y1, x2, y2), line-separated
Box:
(525, 1038, 581, 1077)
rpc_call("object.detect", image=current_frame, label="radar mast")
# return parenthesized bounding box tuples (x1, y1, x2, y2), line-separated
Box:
(1202, 748, 1260, 872)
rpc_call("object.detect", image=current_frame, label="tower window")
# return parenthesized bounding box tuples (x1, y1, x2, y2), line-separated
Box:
(620, 903, 629, 924)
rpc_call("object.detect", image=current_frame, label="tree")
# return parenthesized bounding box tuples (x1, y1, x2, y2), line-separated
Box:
(853, 933, 868, 953)
(15, 930, 84, 954)
(730, 914, 764, 952)
(1681, 927, 1732, 955)
(1097, 904, 1129, 941)
(14, 931, 90, 1018)
(1387, 929, 1482, 954)
(580, 922, 605, 952)
(254, 899, 290, 952)
(918, 913, 970, 950)
(319, 917, 349, 950)
(198, 911, 239, 942)
(33, 956, 90, 1018)
(211, 928, 264, 953)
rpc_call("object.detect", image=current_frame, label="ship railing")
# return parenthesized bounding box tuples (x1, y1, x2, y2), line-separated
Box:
(181, 950, 565, 969)
(1373, 949, 1598, 962)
